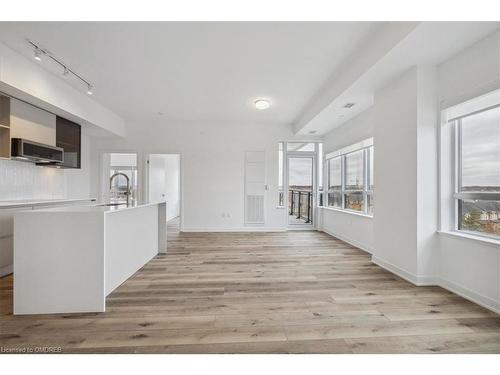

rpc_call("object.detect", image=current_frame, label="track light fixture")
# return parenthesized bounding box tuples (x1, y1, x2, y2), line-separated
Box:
(34, 47, 42, 61)
(28, 39, 94, 96)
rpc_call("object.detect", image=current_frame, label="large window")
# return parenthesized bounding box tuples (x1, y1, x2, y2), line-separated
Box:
(454, 105, 500, 238)
(327, 157, 342, 208)
(324, 138, 374, 216)
(278, 142, 284, 206)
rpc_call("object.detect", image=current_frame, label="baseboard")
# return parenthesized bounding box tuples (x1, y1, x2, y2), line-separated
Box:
(371, 255, 437, 286)
(371, 255, 500, 315)
(0, 264, 13, 277)
(438, 277, 500, 315)
(320, 227, 374, 254)
(180, 227, 287, 233)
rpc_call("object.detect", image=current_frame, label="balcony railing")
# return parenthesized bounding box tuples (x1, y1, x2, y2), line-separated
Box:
(288, 189, 312, 224)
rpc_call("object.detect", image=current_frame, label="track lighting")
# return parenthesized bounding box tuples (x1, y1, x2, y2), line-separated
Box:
(34, 47, 42, 61)
(28, 39, 95, 97)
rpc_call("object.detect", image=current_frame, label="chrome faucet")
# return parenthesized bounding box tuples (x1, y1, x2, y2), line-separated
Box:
(110, 172, 130, 205)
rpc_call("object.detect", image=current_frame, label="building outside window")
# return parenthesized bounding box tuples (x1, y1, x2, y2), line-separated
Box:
(453, 104, 500, 237)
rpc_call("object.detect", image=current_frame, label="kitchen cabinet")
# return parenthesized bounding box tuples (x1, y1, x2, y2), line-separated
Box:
(56, 116, 81, 168)
(0, 95, 11, 159)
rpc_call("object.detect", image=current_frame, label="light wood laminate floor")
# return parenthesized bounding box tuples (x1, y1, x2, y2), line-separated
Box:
(1, 227, 499, 353)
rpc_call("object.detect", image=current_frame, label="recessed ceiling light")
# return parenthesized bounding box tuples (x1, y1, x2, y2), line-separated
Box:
(254, 99, 271, 110)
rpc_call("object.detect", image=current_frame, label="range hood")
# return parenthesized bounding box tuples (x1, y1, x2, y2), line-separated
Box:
(11, 138, 64, 164)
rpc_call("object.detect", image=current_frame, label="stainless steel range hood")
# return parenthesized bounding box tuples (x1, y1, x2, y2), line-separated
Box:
(11, 138, 64, 164)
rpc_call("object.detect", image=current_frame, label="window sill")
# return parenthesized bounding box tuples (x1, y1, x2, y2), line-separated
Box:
(438, 230, 500, 247)
(319, 206, 373, 219)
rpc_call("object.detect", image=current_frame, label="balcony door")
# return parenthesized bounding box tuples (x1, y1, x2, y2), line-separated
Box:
(286, 152, 316, 228)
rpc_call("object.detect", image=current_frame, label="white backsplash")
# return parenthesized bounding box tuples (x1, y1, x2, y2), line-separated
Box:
(0, 159, 66, 201)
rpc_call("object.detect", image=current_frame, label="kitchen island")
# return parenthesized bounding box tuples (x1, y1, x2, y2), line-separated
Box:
(13, 201, 167, 315)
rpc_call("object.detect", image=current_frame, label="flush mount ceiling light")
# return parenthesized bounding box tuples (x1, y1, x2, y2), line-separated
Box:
(28, 39, 95, 96)
(254, 99, 271, 110)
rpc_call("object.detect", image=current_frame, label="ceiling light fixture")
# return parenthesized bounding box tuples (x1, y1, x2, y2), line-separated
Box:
(254, 99, 271, 110)
(28, 39, 94, 97)
(343, 103, 356, 109)
(34, 47, 42, 61)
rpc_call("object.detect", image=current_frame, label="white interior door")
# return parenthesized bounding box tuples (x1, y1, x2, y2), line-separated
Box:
(148, 154, 181, 221)
(148, 154, 167, 204)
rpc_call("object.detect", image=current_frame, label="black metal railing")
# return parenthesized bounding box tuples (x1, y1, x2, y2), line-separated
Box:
(288, 189, 312, 223)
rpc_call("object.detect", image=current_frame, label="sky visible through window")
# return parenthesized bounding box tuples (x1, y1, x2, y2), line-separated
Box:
(289, 157, 313, 187)
(461, 106, 500, 189)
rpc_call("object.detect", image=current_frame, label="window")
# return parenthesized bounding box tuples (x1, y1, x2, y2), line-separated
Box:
(278, 142, 284, 207)
(327, 157, 342, 208)
(368, 146, 374, 215)
(318, 143, 324, 206)
(345, 150, 364, 211)
(324, 138, 373, 216)
(454, 105, 500, 238)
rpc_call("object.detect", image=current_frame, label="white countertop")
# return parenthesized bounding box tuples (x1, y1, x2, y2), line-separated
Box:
(0, 198, 97, 209)
(19, 201, 166, 214)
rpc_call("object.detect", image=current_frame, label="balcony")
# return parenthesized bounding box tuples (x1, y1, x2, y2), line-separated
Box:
(288, 189, 313, 224)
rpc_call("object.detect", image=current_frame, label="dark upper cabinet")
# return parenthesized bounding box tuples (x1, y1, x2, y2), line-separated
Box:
(56, 116, 81, 169)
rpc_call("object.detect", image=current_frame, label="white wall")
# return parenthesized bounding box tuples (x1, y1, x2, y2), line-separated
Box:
(91, 121, 319, 231)
(373, 68, 419, 277)
(164, 154, 180, 221)
(436, 30, 500, 313)
(320, 108, 374, 252)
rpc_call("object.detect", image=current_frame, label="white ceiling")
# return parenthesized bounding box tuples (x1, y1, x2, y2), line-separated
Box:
(0, 22, 383, 128)
(296, 22, 500, 135)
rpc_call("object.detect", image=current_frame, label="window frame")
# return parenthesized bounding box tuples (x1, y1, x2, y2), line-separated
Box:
(323, 139, 374, 217)
(451, 104, 500, 239)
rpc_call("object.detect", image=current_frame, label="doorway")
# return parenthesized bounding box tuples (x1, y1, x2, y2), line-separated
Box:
(282, 142, 320, 229)
(287, 155, 316, 227)
(147, 154, 181, 233)
(101, 152, 139, 205)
